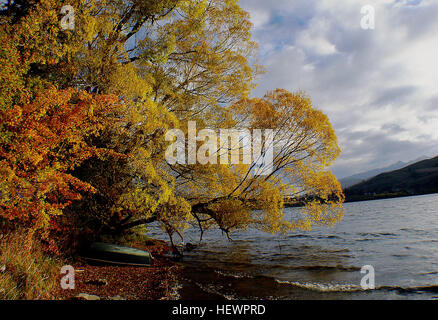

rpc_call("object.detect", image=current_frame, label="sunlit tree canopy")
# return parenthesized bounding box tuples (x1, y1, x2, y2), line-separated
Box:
(0, 0, 344, 252)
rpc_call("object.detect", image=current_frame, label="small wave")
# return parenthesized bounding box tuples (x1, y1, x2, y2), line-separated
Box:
(214, 270, 253, 279)
(287, 265, 361, 272)
(317, 235, 343, 240)
(354, 232, 397, 241)
(275, 280, 363, 292)
(420, 239, 438, 243)
(380, 285, 438, 294)
(288, 234, 312, 239)
(354, 238, 374, 242)
(400, 228, 429, 235)
(358, 232, 396, 237)
(193, 281, 236, 300)
(330, 248, 350, 253)
(377, 232, 397, 236)
(275, 280, 438, 295)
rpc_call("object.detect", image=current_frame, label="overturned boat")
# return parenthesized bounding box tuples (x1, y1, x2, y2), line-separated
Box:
(82, 242, 152, 266)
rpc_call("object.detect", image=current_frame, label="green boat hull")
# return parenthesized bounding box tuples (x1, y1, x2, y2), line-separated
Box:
(83, 242, 152, 266)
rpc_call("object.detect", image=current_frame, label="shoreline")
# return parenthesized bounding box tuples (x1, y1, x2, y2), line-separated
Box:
(54, 239, 182, 300)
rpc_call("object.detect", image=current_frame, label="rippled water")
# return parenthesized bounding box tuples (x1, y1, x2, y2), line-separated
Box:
(149, 194, 438, 300)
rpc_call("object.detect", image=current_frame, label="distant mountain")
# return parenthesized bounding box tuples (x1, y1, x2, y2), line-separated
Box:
(344, 155, 438, 202)
(339, 155, 430, 188)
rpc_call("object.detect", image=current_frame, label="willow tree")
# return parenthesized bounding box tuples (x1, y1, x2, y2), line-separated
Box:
(42, 0, 265, 239)
(170, 89, 344, 240)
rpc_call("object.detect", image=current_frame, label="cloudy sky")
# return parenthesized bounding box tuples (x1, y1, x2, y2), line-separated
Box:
(239, 0, 438, 178)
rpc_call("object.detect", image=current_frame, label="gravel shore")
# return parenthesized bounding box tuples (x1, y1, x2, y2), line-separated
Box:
(54, 239, 181, 300)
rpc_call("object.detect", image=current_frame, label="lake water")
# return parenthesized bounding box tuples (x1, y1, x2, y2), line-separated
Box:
(150, 194, 438, 300)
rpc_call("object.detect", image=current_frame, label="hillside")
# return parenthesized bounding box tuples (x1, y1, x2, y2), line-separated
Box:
(339, 156, 429, 188)
(344, 156, 438, 201)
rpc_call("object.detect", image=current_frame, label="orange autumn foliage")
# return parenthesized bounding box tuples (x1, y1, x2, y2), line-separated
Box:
(0, 86, 121, 252)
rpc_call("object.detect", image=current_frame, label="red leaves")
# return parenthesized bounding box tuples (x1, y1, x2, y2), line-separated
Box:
(0, 86, 121, 250)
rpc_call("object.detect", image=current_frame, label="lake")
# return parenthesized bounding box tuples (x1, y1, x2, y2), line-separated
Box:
(150, 194, 438, 300)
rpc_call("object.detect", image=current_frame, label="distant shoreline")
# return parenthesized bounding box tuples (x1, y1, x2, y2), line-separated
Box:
(283, 191, 438, 208)
(344, 191, 438, 203)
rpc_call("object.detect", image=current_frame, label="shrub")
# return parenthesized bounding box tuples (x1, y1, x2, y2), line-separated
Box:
(0, 231, 62, 300)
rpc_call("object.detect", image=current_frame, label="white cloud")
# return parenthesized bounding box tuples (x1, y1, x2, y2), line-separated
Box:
(248, 8, 271, 29)
(295, 18, 338, 55)
(240, 0, 438, 178)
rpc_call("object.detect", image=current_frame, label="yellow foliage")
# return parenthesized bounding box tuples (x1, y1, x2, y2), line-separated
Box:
(0, 0, 344, 246)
